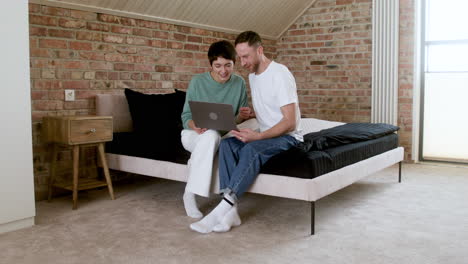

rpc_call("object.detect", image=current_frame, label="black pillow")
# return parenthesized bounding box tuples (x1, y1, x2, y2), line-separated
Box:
(124, 88, 186, 137)
(297, 123, 399, 152)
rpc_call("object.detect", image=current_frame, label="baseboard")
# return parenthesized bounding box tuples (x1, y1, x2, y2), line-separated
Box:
(0, 217, 35, 234)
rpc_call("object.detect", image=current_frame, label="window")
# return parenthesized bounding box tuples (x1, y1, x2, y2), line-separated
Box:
(421, 0, 468, 163)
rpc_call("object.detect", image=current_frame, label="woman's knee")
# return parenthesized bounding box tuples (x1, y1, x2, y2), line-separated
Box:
(181, 129, 197, 151)
(204, 129, 220, 138)
(199, 129, 221, 144)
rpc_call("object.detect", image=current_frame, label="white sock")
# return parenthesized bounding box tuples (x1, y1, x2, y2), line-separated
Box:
(190, 198, 233, 234)
(213, 205, 241, 233)
(183, 191, 203, 219)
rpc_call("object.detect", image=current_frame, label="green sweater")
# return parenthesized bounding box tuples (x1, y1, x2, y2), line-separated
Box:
(181, 72, 248, 129)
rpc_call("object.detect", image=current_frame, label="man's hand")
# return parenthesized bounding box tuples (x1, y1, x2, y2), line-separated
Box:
(230, 128, 261, 143)
(236, 107, 254, 123)
(231, 103, 297, 142)
(189, 120, 207, 134)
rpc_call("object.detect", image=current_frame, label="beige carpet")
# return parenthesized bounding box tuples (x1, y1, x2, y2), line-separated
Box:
(1, 163, 468, 264)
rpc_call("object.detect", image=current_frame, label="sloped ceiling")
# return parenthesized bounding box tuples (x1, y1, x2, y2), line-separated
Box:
(30, 0, 317, 39)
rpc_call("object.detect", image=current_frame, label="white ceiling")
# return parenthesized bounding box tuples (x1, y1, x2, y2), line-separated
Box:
(30, 0, 317, 39)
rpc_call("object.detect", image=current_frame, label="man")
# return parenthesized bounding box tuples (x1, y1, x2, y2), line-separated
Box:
(190, 31, 302, 233)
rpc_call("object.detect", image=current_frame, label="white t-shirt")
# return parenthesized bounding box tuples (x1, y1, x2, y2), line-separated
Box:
(249, 61, 303, 141)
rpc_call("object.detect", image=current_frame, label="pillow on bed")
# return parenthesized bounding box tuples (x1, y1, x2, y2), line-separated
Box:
(297, 123, 399, 152)
(124, 88, 186, 137)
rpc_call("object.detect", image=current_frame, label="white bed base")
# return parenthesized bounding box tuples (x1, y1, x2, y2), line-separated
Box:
(105, 147, 403, 235)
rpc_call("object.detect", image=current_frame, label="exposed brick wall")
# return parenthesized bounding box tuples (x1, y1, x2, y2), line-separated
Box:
(276, 0, 414, 161)
(277, 0, 373, 122)
(30, 1, 416, 200)
(29, 3, 276, 200)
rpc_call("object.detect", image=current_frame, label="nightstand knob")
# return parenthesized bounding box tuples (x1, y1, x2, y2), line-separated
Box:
(89, 128, 96, 133)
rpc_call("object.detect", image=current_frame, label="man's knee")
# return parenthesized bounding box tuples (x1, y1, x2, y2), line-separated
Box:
(239, 141, 276, 159)
(239, 143, 260, 157)
(219, 137, 236, 150)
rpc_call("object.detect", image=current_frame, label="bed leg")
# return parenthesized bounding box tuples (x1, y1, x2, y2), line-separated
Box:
(398, 161, 402, 183)
(311, 201, 315, 236)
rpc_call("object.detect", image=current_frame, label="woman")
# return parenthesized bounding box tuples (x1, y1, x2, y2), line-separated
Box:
(180, 40, 251, 218)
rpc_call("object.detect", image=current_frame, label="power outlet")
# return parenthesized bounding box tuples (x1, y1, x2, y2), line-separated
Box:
(65, 89, 75, 101)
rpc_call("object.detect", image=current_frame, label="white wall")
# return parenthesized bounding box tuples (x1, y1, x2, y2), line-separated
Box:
(0, 0, 36, 233)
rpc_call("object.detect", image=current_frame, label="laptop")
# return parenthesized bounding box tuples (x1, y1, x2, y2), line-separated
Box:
(189, 100, 238, 131)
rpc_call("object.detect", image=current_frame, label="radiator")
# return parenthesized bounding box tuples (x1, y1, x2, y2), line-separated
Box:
(371, 0, 399, 125)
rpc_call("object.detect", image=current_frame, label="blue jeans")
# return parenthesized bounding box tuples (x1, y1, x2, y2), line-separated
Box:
(218, 135, 299, 200)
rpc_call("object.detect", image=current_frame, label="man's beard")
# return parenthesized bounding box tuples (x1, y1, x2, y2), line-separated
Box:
(252, 59, 260, 73)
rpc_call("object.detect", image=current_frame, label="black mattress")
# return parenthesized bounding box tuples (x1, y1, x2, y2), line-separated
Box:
(106, 132, 398, 180)
(105, 132, 191, 165)
(261, 133, 398, 179)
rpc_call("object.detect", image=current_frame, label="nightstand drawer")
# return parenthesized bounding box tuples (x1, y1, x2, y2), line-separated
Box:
(43, 115, 113, 145)
(70, 119, 112, 144)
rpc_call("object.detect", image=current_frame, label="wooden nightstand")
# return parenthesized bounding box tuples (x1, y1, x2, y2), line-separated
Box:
(42, 115, 115, 209)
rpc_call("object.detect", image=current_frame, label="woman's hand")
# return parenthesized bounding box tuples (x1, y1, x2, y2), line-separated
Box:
(189, 120, 207, 134)
(236, 107, 254, 123)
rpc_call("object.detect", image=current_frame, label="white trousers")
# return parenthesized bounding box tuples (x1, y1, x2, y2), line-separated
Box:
(180, 129, 221, 197)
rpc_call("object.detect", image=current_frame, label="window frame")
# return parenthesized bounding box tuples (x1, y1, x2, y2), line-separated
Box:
(419, 0, 468, 164)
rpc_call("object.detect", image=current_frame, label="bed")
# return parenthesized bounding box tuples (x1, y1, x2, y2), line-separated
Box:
(96, 91, 404, 235)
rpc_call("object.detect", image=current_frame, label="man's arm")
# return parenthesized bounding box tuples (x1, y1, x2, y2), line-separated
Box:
(231, 103, 296, 142)
(258, 103, 296, 139)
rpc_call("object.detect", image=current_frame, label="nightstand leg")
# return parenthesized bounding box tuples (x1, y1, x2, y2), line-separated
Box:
(48, 144, 58, 202)
(98, 143, 115, 200)
(72, 145, 80, 210)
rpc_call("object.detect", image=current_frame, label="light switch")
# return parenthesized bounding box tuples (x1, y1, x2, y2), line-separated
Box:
(65, 90, 75, 101)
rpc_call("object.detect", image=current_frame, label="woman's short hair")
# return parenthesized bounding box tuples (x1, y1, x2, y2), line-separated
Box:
(208, 40, 236, 65)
